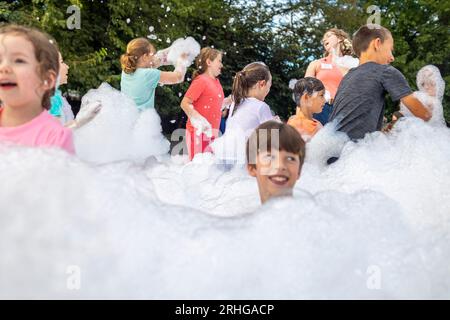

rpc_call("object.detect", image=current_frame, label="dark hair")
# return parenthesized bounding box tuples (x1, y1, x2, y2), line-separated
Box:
(323, 28, 353, 57)
(246, 120, 306, 169)
(192, 47, 222, 79)
(0, 24, 59, 110)
(292, 77, 325, 105)
(120, 38, 155, 74)
(231, 62, 271, 113)
(352, 24, 391, 57)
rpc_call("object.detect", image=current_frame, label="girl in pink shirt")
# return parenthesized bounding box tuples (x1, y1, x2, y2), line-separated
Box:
(0, 25, 74, 154)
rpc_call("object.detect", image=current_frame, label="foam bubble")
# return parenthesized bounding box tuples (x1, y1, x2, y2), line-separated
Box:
(1, 117, 449, 298)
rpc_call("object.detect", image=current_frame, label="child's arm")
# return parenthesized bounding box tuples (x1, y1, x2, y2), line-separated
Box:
(65, 101, 102, 129)
(159, 54, 189, 85)
(180, 96, 212, 137)
(400, 94, 431, 121)
(222, 95, 232, 109)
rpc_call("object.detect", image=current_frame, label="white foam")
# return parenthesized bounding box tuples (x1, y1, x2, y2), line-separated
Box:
(73, 83, 170, 164)
(1, 117, 450, 299)
(166, 37, 201, 66)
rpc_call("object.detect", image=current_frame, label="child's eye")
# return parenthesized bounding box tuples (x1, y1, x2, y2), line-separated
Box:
(15, 59, 26, 63)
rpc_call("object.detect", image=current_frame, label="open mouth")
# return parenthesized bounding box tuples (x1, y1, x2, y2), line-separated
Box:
(268, 175, 289, 186)
(0, 81, 17, 89)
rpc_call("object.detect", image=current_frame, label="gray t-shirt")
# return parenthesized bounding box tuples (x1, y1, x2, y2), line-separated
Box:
(329, 62, 412, 140)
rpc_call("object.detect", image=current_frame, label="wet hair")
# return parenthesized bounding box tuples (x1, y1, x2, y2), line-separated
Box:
(120, 38, 155, 74)
(0, 24, 59, 110)
(231, 62, 271, 114)
(192, 47, 222, 79)
(246, 120, 306, 169)
(352, 24, 392, 58)
(292, 77, 325, 105)
(323, 28, 353, 56)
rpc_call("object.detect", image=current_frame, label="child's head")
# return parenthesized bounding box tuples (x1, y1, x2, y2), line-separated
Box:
(58, 51, 69, 86)
(0, 24, 59, 110)
(246, 120, 306, 204)
(352, 24, 394, 64)
(192, 47, 223, 79)
(322, 28, 353, 56)
(231, 61, 272, 109)
(417, 65, 445, 101)
(292, 77, 326, 114)
(120, 38, 157, 74)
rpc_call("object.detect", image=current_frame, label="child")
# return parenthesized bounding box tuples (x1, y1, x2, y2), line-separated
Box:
(180, 47, 228, 161)
(0, 24, 74, 154)
(246, 121, 306, 204)
(120, 37, 189, 110)
(50, 51, 74, 124)
(328, 24, 431, 140)
(288, 77, 326, 142)
(49, 49, 101, 129)
(227, 62, 274, 136)
(212, 62, 275, 164)
(398, 64, 446, 126)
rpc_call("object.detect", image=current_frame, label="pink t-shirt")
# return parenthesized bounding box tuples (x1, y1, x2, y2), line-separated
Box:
(0, 108, 75, 154)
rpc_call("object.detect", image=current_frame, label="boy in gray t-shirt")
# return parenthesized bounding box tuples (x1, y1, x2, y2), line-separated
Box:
(329, 24, 430, 140)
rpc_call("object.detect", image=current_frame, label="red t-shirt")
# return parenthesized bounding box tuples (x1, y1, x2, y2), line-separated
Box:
(185, 74, 224, 133)
(184, 74, 224, 160)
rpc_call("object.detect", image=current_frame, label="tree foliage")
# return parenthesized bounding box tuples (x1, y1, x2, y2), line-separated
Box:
(1, 0, 448, 131)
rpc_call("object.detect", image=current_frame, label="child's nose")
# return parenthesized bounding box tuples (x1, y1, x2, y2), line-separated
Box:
(0, 61, 12, 73)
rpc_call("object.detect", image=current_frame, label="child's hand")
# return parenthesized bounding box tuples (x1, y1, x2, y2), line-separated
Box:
(190, 113, 213, 138)
(155, 47, 171, 67)
(176, 53, 191, 68)
(75, 100, 102, 128)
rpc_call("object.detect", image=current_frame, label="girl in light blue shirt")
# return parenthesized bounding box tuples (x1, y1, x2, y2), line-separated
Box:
(120, 38, 189, 111)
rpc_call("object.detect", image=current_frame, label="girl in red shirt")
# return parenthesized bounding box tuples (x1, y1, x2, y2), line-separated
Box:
(180, 47, 231, 161)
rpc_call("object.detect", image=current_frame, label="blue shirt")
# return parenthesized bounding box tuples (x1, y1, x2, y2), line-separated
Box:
(120, 68, 161, 110)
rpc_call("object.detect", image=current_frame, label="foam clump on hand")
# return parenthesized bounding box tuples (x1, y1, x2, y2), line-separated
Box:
(190, 114, 213, 138)
(334, 55, 359, 69)
(399, 65, 446, 126)
(159, 36, 201, 67)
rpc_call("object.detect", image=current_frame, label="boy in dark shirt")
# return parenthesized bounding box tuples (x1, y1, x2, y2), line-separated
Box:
(329, 24, 430, 140)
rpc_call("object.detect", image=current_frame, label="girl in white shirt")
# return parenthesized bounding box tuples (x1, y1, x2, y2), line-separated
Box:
(212, 62, 275, 165)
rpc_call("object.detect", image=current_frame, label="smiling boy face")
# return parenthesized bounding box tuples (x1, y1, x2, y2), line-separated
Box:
(247, 148, 302, 204)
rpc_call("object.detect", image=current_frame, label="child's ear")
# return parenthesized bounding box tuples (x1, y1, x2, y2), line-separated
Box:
(301, 93, 309, 104)
(373, 38, 381, 51)
(247, 164, 257, 177)
(43, 71, 57, 90)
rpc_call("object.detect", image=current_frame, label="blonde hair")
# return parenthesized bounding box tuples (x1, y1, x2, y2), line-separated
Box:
(120, 38, 155, 74)
(0, 24, 59, 110)
(192, 47, 222, 79)
(324, 28, 353, 57)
